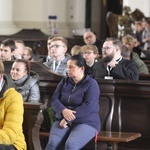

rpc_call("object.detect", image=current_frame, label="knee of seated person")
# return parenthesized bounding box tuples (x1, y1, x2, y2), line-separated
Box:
(65, 139, 81, 149)
(46, 138, 58, 149)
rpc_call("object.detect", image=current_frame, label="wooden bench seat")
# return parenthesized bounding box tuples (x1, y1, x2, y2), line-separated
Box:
(98, 131, 141, 150)
(39, 131, 141, 150)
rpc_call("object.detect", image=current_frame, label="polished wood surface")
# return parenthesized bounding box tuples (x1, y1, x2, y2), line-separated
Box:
(23, 102, 46, 150)
(0, 29, 85, 56)
(99, 131, 141, 143)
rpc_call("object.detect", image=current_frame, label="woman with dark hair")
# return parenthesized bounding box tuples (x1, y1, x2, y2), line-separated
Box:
(10, 59, 40, 103)
(45, 55, 100, 150)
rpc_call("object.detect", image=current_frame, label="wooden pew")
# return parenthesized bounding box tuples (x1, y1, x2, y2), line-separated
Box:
(23, 102, 46, 150)
(112, 79, 150, 149)
(0, 29, 85, 56)
(4, 61, 150, 150)
(44, 79, 150, 150)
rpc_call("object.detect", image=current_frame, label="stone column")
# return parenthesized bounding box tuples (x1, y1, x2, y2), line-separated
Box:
(0, 0, 17, 35)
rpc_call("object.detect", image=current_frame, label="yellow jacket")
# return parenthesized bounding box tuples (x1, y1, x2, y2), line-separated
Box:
(0, 88, 26, 150)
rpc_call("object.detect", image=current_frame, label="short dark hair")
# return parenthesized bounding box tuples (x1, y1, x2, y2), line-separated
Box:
(1, 39, 16, 52)
(121, 45, 130, 60)
(105, 37, 122, 51)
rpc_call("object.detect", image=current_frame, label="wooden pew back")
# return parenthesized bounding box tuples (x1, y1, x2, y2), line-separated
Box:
(3, 61, 63, 103)
(4, 61, 150, 150)
(23, 102, 46, 150)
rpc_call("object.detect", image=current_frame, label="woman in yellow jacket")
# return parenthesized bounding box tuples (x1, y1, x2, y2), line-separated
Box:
(0, 61, 26, 150)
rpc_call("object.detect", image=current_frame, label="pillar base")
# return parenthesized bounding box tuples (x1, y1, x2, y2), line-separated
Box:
(0, 21, 19, 35)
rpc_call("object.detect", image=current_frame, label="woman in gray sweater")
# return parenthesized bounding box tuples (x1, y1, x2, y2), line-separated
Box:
(10, 59, 40, 103)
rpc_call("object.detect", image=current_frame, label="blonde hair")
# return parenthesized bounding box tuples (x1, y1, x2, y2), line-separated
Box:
(0, 61, 4, 74)
(122, 34, 136, 44)
(71, 45, 81, 56)
(24, 46, 33, 55)
(81, 45, 98, 54)
(50, 37, 68, 47)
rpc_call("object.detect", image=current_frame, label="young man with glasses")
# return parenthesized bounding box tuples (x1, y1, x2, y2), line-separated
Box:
(81, 45, 99, 69)
(43, 37, 70, 76)
(93, 37, 139, 80)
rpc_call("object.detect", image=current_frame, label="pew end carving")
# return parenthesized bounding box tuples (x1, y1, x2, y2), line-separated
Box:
(23, 102, 46, 150)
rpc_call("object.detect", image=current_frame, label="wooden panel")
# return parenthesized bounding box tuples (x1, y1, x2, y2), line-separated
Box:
(0, 29, 85, 56)
(3, 60, 150, 150)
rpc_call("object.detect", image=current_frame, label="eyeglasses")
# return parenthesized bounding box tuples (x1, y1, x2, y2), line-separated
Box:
(84, 35, 92, 40)
(50, 45, 65, 49)
(82, 52, 93, 55)
(101, 46, 115, 51)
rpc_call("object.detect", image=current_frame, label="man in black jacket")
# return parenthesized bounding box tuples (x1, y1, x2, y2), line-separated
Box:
(93, 37, 139, 80)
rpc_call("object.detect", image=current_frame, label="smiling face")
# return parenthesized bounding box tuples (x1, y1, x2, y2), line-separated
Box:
(10, 62, 28, 80)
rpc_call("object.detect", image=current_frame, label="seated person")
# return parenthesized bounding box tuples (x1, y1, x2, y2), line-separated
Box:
(81, 45, 99, 69)
(40, 36, 55, 63)
(13, 39, 25, 59)
(10, 59, 40, 103)
(83, 31, 103, 55)
(0, 39, 16, 60)
(121, 45, 131, 60)
(0, 61, 26, 150)
(94, 37, 139, 80)
(43, 37, 70, 76)
(141, 18, 150, 51)
(132, 21, 143, 49)
(70, 45, 81, 56)
(23, 46, 34, 61)
(45, 55, 100, 150)
(122, 34, 149, 75)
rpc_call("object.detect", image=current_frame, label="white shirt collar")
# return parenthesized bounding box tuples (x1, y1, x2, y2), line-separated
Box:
(0, 75, 4, 92)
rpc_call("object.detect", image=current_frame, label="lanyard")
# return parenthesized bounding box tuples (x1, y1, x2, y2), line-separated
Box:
(106, 56, 122, 76)
(53, 60, 61, 72)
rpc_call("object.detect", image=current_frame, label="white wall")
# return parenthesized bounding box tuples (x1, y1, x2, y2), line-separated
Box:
(13, 0, 86, 37)
(123, 0, 150, 17)
(0, 0, 149, 36)
(0, 0, 18, 34)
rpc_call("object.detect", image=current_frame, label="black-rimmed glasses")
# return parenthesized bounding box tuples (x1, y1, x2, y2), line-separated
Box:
(101, 46, 115, 51)
(50, 45, 65, 49)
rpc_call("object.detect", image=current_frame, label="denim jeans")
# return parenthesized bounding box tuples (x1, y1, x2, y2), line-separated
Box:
(45, 121, 96, 150)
